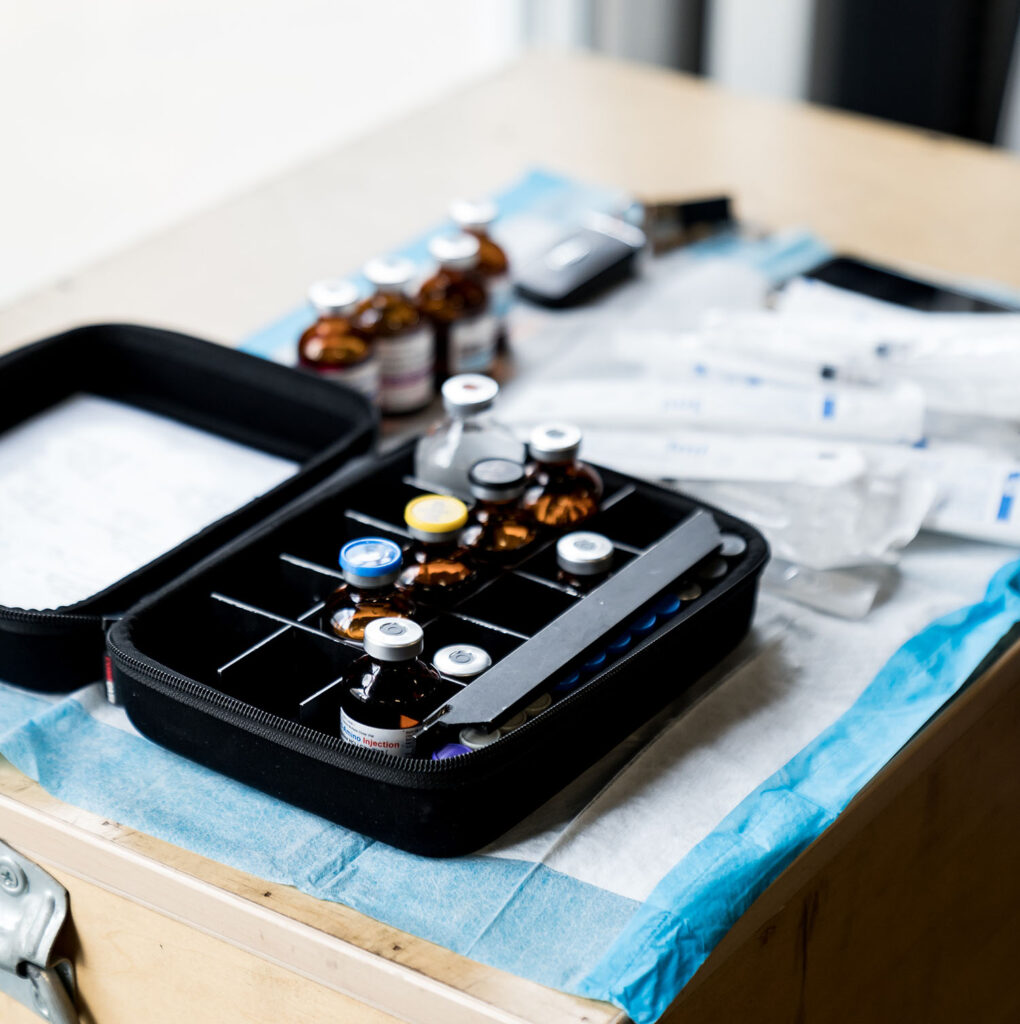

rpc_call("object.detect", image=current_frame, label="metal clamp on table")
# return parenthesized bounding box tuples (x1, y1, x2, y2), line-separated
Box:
(0, 840, 77, 1024)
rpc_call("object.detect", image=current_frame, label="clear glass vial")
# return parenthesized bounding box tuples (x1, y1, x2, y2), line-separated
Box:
(297, 279, 380, 402)
(339, 618, 449, 758)
(522, 423, 603, 529)
(356, 257, 434, 415)
(413, 374, 524, 498)
(322, 537, 415, 642)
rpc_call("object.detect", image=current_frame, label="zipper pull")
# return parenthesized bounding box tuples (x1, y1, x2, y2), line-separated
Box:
(102, 614, 124, 705)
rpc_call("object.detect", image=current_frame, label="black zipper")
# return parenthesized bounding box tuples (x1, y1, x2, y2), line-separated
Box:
(0, 605, 103, 626)
(107, 567, 751, 784)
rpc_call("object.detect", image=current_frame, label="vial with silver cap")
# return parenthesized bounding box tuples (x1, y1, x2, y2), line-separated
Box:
(556, 531, 615, 593)
(339, 618, 449, 758)
(460, 457, 537, 562)
(398, 494, 476, 598)
(449, 198, 512, 354)
(432, 643, 492, 681)
(418, 231, 494, 383)
(298, 279, 380, 402)
(355, 257, 434, 415)
(522, 423, 603, 528)
(413, 374, 524, 497)
(322, 537, 415, 642)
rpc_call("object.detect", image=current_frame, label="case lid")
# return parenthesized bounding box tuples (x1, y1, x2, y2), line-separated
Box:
(0, 323, 377, 693)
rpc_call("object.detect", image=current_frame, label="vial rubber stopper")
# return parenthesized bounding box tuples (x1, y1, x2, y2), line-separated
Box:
(433, 644, 492, 680)
(556, 531, 614, 576)
(528, 423, 583, 463)
(339, 537, 404, 588)
(362, 618, 424, 662)
(308, 279, 360, 317)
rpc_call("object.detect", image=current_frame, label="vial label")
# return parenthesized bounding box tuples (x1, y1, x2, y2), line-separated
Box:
(488, 274, 514, 321)
(316, 358, 381, 403)
(341, 710, 419, 757)
(450, 315, 497, 374)
(379, 328, 434, 412)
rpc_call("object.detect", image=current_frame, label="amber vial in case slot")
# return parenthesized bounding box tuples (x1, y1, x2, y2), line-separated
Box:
(298, 279, 380, 402)
(339, 618, 451, 758)
(418, 232, 494, 385)
(322, 537, 415, 642)
(556, 531, 614, 592)
(398, 494, 476, 597)
(461, 458, 537, 562)
(523, 423, 603, 529)
(356, 257, 434, 415)
(450, 199, 512, 355)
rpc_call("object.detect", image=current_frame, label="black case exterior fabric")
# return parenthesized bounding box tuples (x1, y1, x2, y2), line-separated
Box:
(108, 444, 768, 857)
(115, 578, 757, 856)
(0, 324, 376, 692)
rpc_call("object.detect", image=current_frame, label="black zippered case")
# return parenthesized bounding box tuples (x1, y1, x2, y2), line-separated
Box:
(0, 324, 375, 690)
(107, 442, 768, 856)
(2, 323, 768, 857)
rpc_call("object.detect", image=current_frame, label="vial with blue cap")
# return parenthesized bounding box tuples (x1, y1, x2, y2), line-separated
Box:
(322, 536, 416, 642)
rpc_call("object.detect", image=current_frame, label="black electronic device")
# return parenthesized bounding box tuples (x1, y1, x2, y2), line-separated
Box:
(804, 256, 1017, 313)
(514, 215, 646, 308)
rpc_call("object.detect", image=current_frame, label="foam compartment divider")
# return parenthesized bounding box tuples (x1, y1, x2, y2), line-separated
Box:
(140, 444, 761, 748)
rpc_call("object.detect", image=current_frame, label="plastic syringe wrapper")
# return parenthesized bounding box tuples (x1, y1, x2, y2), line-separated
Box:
(576, 429, 936, 572)
(501, 375, 926, 446)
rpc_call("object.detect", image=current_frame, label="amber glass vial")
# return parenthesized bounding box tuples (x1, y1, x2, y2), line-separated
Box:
(322, 537, 415, 642)
(356, 257, 434, 415)
(461, 458, 537, 563)
(450, 199, 512, 354)
(555, 531, 615, 593)
(339, 618, 451, 758)
(522, 423, 603, 529)
(418, 232, 493, 386)
(298, 279, 379, 402)
(398, 494, 477, 599)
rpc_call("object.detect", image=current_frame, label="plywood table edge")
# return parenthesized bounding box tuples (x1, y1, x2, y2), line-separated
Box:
(0, 771, 620, 1024)
(662, 634, 1020, 1013)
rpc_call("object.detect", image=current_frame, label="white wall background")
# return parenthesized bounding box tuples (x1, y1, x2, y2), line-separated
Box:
(4, 0, 1017, 310)
(705, 0, 815, 101)
(0, 0, 524, 308)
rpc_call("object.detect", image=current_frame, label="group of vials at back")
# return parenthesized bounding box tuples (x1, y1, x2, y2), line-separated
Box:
(324, 372, 607, 646)
(297, 199, 511, 416)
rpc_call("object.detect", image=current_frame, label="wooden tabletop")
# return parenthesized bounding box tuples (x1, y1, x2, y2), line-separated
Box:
(1, 52, 1019, 1024)
(2, 50, 1018, 358)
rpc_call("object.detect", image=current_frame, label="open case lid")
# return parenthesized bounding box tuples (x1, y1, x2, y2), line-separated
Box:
(0, 323, 377, 691)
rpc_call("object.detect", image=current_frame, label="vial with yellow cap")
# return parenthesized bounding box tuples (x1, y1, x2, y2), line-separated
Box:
(398, 494, 477, 598)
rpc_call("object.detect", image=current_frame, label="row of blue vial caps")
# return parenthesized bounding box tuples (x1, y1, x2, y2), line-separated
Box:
(551, 578, 704, 697)
(430, 536, 746, 759)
